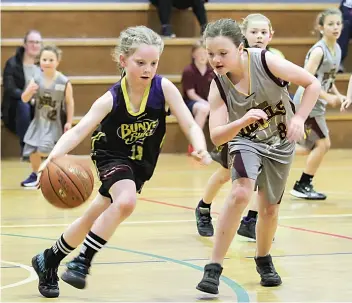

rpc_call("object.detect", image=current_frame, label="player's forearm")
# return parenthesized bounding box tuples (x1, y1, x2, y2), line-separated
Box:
(210, 119, 245, 147)
(296, 79, 321, 121)
(65, 100, 74, 125)
(188, 123, 208, 152)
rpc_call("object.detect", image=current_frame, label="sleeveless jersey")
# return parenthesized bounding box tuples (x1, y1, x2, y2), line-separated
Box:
(91, 75, 167, 180)
(215, 48, 295, 164)
(24, 71, 68, 149)
(293, 39, 341, 117)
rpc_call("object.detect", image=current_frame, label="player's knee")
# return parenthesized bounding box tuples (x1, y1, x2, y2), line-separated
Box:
(219, 173, 231, 184)
(316, 137, 331, 153)
(260, 204, 279, 220)
(324, 138, 331, 151)
(113, 195, 136, 216)
(229, 185, 251, 206)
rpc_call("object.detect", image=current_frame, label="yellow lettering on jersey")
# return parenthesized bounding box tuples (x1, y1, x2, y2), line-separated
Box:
(117, 119, 159, 145)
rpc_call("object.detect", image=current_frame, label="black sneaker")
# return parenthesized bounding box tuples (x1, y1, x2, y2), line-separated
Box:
(195, 206, 214, 237)
(31, 253, 59, 298)
(161, 24, 176, 38)
(237, 217, 256, 241)
(290, 181, 327, 200)
(196, 263, 223, 294)
(255, 255, 282, 287)
(61, 256, 90, 289)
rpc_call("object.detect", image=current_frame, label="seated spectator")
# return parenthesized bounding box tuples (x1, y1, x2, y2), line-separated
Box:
(1, 30, 42, 156)
(181, 40, 213, 154)
(149, 0, 208, 38)
(337, 0, 352, 72)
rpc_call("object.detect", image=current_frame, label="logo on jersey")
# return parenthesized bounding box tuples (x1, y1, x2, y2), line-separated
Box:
(321, 68, 336, 91)
(117, 118, 159, 145)
(38, 92, 57, 109)
(240, 100, 286, 137)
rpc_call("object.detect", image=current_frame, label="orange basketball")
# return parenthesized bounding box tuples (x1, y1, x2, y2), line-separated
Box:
(40, 156, 94, 209)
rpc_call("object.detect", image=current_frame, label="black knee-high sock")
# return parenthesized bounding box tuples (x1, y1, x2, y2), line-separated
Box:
(45, 234, 75, 268)
(79, 231, 107, 264)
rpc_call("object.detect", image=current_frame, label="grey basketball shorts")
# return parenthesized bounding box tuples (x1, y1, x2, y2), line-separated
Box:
(22, 143, 53, 157)
(229, 150, 294, 204)
(299, 115, 329, 150)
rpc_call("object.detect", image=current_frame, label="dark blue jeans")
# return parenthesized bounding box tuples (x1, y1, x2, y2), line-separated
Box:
(15, 100, 33, 156)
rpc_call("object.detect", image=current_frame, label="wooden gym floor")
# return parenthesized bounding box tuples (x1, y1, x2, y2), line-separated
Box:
(1, 150, 352, 302)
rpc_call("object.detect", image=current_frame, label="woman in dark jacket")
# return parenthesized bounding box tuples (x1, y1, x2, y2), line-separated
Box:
(1, 30, 42, 154)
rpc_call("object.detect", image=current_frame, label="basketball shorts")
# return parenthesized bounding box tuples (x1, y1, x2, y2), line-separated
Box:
(229, 150, 294, 204)
(22, 143, 53, 157)
(211, 144, 229, 169)
(92, 151, 146, 202)
(299, 115, 329, 150)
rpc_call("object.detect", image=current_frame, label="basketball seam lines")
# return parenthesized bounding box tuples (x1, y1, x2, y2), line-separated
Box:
(46, 165, 71, 208)
(76, 162, 94, 191)
(51, 160, 85, 202)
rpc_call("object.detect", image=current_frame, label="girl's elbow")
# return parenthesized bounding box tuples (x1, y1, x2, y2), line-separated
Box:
(210, 132, 221, 147)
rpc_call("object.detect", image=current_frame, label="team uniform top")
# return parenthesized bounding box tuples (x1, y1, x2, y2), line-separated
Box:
(91, 74, 167, 181)
(293, 39, 342, 117)
(24, 72, 68, 150)
(215, 48, 296, 164)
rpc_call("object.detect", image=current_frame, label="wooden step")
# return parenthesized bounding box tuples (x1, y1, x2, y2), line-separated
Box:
(3, 38, 351, 76)
(1, 72, 349, 117)
(1, 3, 336, 39)
(3, 110, 352, 158)
(69, 73, 351, 116)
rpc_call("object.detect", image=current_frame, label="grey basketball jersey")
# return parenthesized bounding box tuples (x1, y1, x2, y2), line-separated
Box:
(24, 72, 68, 149)
(293, 39, 341, 117)
(23, 64, 41, 87)
(215, 48, 295, 164)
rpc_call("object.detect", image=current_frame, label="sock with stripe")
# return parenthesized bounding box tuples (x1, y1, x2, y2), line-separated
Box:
(45, 234, 75, 268)
(79, 231, 107, 264)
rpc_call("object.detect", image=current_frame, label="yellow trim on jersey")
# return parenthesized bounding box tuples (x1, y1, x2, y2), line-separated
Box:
(159, 134, 166, 149)
(91, 132, 106, 150)
(121, 77, 151, 116)
(226, 49, 251, 97)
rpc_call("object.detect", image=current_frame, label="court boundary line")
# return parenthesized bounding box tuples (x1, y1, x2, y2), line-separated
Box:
(139, 198, 352, 241)
(0, 260, 38, 290)
(0, 233, 249, 302)
(2, 213, 352, 228)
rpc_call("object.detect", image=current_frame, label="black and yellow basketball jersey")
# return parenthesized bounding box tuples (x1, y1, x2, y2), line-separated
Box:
(91, 75, 167, 180)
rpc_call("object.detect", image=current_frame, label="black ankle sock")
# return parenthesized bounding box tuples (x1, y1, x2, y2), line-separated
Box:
(79, 231, 107, 264)
(198, 199, 211, 209)
(299, 172, 313, 185)
(247, 210, 258, 219)
(45, 234, 75, 268)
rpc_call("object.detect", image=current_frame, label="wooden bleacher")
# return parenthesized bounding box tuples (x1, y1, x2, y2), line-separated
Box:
(1, 2, 352, 157)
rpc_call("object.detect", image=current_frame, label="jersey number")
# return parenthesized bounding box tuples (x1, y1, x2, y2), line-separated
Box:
(129, 144, 143, 161)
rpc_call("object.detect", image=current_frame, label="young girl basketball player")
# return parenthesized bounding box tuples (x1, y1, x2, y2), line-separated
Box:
(291, 9, 345, 200)
(20, 45, 74, 188)
(31, 26, 212, 298)
(195, 14, 284, 241)
(195, 18, 320, 294)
